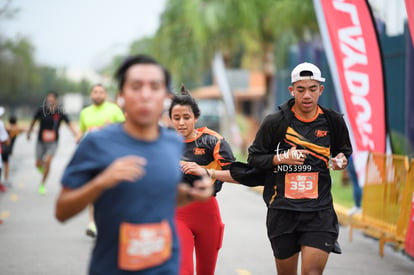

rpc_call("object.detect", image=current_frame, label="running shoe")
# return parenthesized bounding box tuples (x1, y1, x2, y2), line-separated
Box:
(37, 166, 44, 174)
(38, 184, 47, 195)
(86, 222, 97, 238)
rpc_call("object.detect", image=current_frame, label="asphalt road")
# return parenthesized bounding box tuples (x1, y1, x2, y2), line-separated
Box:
(1, 127, 414, 275)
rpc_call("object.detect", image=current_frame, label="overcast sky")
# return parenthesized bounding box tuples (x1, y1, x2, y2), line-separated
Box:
(0, 0, 167, 71)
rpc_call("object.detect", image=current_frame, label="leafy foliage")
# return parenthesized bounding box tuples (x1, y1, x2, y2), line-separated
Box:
(0, 2, 92, 111)
(101, 0, 319, 92)
(0, 36, 92, 107)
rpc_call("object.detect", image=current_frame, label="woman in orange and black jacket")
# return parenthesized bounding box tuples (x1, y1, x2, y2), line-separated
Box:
(168, 85, 235, 275)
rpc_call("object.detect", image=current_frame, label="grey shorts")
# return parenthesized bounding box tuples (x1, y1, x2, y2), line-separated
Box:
(36, 141, 58, 161)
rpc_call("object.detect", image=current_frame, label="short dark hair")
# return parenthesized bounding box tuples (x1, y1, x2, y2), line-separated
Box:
(90, 83, 105, 91)
(168, 84, 201, 119)
(114, 55, 171, 92)
(47, 91, 59, 98)
(9, 116, 17, 124)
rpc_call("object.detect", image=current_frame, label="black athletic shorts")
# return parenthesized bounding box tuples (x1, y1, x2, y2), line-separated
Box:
(1, 151, 9, 162)
(1, 144, 11, 162)
(266, 207, 339, 259)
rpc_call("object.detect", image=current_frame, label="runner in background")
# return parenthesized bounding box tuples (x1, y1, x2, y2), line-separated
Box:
(169, 85, 235, 275)
(27, 92, 78, 195)
(1, 116, 26, 187)
(55, 54, 213, 275)
(78, 84, 125, 238)
(0, 106, 9, 193)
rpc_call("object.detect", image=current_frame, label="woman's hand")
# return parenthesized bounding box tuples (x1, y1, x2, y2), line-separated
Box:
(181, 161, 206, 176)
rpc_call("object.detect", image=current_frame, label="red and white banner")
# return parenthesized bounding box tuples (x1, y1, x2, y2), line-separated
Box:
(406, 0, 414, 46)
(313, 0, 387, 186)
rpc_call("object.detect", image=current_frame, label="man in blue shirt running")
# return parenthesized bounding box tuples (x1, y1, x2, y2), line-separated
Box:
(55, 55, 213, 275)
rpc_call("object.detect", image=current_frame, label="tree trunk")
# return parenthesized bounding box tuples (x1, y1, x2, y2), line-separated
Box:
(262, 42, 276, 115)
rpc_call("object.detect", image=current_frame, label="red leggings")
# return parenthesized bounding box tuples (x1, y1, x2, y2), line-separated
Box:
(175, 197, 224, 275)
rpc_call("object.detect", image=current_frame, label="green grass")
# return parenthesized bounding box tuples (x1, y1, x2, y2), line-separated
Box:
(330, 170, 354, 208)
(234, 151, 247, 163)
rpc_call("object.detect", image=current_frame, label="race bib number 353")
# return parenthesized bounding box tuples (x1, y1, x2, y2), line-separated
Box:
(118, 220, 172, 271)
(284, 172, 319, 199)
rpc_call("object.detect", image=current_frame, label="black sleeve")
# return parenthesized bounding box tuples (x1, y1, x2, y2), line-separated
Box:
(62, 112, 70, 124)
(230, 162, 265, 187)
(332, 114, 353, 159)
(247, 114, 280, 169)
(215, 138, 236, 169)
(33, 108, 42, 120)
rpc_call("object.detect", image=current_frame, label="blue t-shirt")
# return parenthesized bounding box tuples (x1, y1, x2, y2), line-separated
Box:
(61, 124, 183, 275)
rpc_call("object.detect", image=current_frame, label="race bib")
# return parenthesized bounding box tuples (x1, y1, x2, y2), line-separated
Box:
(118, 220, 172, 271)
(42, 129, 56, 142)
(284, 172, 319, 199)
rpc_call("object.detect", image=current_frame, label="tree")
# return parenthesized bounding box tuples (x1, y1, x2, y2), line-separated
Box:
(0, 37, 40, 105)
(101, 0, 319, 108)
(0, 0, 19, 20)
(151, 0, 217, 89)
(151, 0, 318, 108)
(0, 1, 92, 114)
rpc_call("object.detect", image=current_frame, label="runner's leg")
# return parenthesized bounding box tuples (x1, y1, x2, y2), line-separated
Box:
(35, 141, 45, 173)
(41, 142, 58, 185)
(176, 217, 195, 275)
(4, 161, 9, 182)
(267, 209, 302, 275)
(0, 168, 5, 192)
(194, 198, 223, 275)
(300, 246, 329, 275)
(275, 253, 299, 275)
(42, 154, 53, 184)
(1, 153, 8, 183)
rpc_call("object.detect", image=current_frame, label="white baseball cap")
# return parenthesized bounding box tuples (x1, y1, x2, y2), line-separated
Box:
(0, 106, 4, 117)
(291, 62, 325, 83)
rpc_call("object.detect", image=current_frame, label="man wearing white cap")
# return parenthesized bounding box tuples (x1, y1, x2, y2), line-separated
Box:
(247, 62, 352, 274)
(0, 106, 9, 192)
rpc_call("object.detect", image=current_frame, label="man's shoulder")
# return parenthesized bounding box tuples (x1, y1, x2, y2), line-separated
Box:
(33, 107, 43, 117)
(101, 101, 122, 112)
(80, 104, 96, 114)
(320, 105, 343, 119)
(104, 101, 119, 108)
(263, 99, 293, 122)
(161, 127, 183, 143)
(263, 109, 285, 124)
(80, 124, 121, 148)
(55, 107, 69, 117)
